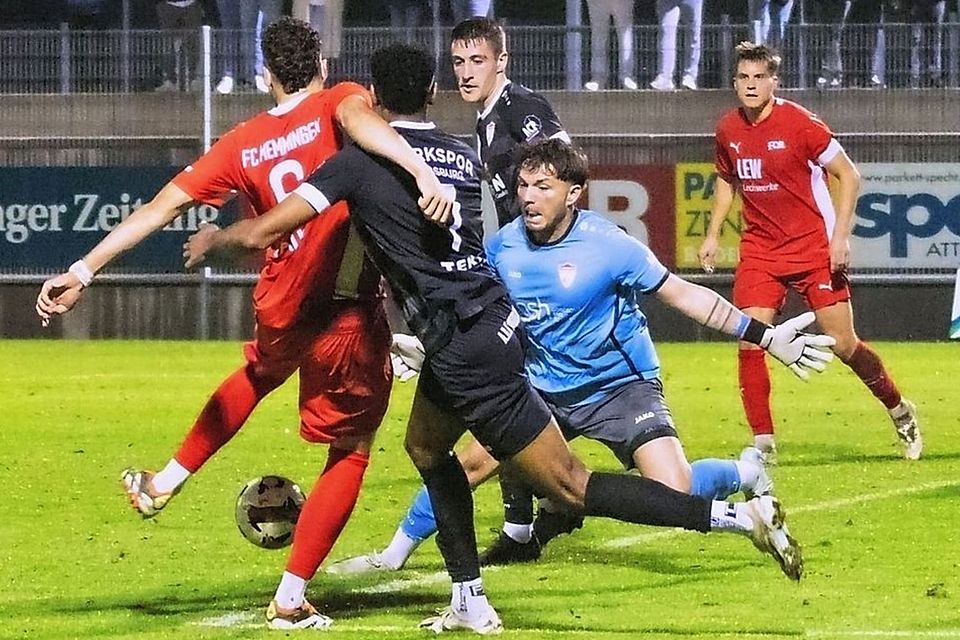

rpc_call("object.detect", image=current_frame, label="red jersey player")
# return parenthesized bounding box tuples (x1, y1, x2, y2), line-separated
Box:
(698, 41, 921, 463)
(35, 17, 453, 630)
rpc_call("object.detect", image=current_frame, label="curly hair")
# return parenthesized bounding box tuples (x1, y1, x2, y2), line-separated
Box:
(515, 139, 588, 187)
(734, 41, 781, 75)
(370, 44, 435, 116)
(261, 16, 322, 94)
(451, 17, 507, 56)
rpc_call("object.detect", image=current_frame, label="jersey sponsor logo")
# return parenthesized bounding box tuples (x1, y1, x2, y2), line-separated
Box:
(490, 172, 507, 198)
(485, 121, 496, 146)
(440, 252, 486, 272)
(239, 119, 322, 168)
(557, 262, 577, 288)
(508, 270, 522, 279)
(413, 146, 476, 178)
(736, 158, 763, 180)
(634, 411, 655, 424)
(729, 141, 742, 154)
(521, 114, 543, 141)
(767, 140, 786, 150)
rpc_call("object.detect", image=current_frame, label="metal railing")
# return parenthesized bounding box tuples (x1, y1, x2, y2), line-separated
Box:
(1, 22, 959, 94)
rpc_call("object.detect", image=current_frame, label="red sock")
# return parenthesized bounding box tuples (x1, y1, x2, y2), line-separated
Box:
(174, 365, 281, 472)
(286, 448, 370, 580)
(738, 349, 775, 436)
(844, 341, 902, 410)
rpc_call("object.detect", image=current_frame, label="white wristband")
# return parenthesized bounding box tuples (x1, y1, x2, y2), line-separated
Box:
(68, 259, 95, 288)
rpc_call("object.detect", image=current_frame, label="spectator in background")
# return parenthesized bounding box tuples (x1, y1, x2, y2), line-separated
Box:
(293, 0, 345, 62)
(815, 0, 852, 89)
(651, 0, 703, 91)
(908, 0, 946, 87)
(156, 0, 204, 92)
(747, 0, 793, 50)
(214, 0, 243, 93)
(451, 0, 493, 23)
(584, 0, 637, 90)
(388, 0, 427, 44)
(244, 0, 284, 92)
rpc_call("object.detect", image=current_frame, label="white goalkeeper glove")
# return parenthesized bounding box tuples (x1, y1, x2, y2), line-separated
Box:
(759, 311, 836, 380)
(390, 333, 425, 383)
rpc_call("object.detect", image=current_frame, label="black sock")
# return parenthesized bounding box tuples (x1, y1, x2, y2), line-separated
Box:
(584, 472, 711, 533)
(499, 476, 535, 526)
(532, 508, 584, 545)
(420, 451, 480, 583)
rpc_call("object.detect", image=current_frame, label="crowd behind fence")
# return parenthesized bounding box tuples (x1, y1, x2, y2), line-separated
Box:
(1, 21, 960, 94)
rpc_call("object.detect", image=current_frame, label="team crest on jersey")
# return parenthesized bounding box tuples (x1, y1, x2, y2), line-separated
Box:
(521, 115, 543, 141)
(557, 262, 577, 288)
(485, 121, 496, 146)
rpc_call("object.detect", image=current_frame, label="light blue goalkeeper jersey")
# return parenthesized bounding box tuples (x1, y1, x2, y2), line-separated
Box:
(486, 209, 669, 408)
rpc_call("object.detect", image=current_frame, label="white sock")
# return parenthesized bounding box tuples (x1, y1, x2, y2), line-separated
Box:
(274, 571, 307, 610)
(709, 501, 752, 533)
(753, 434, 776, 452)
(502, 522, 532, 544)
(451, 577, 491, 621)
(379, 527, 422, 569)
(151, 459, 191, 495)
(734, 460, 760, 491)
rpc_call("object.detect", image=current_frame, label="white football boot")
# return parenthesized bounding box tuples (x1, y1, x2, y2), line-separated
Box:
(739, 446, 774, 499)
(420, 606, 503, 635)
(743, 495, 803, 582)
(889, 398, 922, 460)
(326, 551, 398, 576)
(120, 468, 177, 518)
(266, 599, 333, 630)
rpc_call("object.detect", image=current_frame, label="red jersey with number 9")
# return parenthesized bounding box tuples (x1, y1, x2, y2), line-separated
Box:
(172, 82, 379, 329)
(714, 98, 844, 269)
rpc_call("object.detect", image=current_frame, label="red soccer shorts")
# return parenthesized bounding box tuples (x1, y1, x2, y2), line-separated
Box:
(733, 259, 851, 312)
(243, 301, 393, 444)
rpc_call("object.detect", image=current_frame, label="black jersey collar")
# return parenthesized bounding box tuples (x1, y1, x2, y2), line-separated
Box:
(477, 80, 511, 120)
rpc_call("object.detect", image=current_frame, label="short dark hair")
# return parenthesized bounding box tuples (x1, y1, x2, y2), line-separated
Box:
(451, 17, 507, 56)
(262, 16, 322, 94)
(515, 139, 588, 187)
(734, 41, 781, 75)
(370, 44, 435, 115)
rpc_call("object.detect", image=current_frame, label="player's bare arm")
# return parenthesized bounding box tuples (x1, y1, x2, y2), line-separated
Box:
(36, 182, 195, 324)
(183, 193, 316, 268)
(335, 94, 454, 225)
(655, 274, 836, 379)
(698, 175, 735, 272)
(823, 148, 862, 273)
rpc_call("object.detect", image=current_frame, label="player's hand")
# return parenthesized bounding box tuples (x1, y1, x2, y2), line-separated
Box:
(759, 311, 836, 380)
(829, 235, 850, 273)
(417, 170, 455, 226)
(391, 333, 425, 382)
(697, 236, 719, 274)
(183, 223, 220, 269)
(36, 272, 85, 327)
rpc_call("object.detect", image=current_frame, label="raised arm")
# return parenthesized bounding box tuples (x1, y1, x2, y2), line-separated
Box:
(654, 273, 836, 380)
(335, 94, 452, 224)
(35, 182, 194, 323)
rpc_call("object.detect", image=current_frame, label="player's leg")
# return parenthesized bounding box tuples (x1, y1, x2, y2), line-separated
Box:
(504, 422, 802, 581)
(269, 303, 393, 629)
(803, 271, 921, 459)
(328, 437, 501, 575)
(407, 384, 502, 635)
(122, 323, 296, 517)
(734, 261, 787, 461)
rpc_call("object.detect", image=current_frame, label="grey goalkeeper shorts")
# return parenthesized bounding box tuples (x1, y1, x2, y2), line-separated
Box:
(542, 378, 678, 469)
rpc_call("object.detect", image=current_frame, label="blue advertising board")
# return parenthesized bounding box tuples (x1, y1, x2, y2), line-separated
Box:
(0, 167, 239, 272)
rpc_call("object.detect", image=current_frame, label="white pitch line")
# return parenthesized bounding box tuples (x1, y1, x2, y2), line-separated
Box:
(807, 631, 960, 638)
(604, 479, 960, 549)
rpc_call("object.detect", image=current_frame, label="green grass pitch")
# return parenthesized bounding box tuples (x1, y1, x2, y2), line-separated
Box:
(1, 340, 957, 639)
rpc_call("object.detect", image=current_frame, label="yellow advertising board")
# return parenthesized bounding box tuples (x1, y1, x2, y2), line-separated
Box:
(674, 163, 743, 270)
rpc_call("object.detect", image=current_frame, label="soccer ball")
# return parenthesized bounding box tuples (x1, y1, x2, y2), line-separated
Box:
(235, 475, 306, 549)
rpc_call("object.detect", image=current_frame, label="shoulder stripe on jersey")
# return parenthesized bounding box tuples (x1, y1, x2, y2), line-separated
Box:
(817, 138, 843, 166)
(294, 182, 332, 213)
(644, 270, 670, 295)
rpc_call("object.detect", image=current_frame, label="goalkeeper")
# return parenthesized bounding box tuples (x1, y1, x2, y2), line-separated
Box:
(330, 138, 835, 575)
